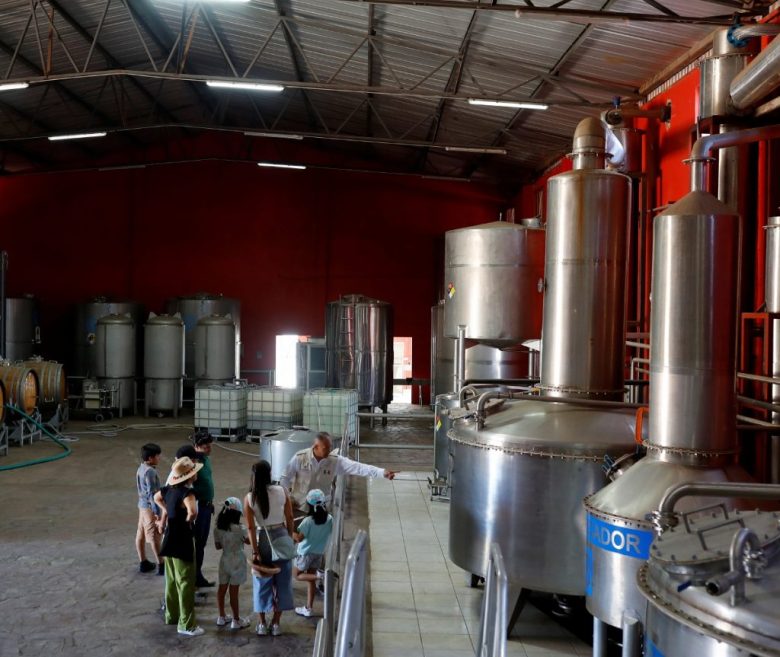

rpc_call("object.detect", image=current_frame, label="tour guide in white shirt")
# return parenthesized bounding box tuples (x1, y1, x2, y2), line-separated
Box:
(280, 432, 397, 512)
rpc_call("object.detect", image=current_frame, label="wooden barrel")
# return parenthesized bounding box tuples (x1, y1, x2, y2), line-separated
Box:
(0, 379, 6, 423)
(0, 365, 39, 415)
(23, 358, 66, 405)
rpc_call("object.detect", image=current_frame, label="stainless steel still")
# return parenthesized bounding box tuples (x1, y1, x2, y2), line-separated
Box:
(144, 313, 185, 415)
(74, 298, 144, 377)
(767, 216, 780, 484)
(539, 122, 630, 400)
(699, 29, 757, 119)
(443, 222, 544, 346)
(96, 314, 136, 411)
(639, 503, 780, 657)
(194, 314, 237, 386)
(165, 294, 241, 381)
(5, 296, 40, 362)
(448, 399, 636, 592)
(325, 295, 393, 407)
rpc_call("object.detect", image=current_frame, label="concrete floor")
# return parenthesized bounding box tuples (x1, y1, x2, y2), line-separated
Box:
(0, 404, 589, 657)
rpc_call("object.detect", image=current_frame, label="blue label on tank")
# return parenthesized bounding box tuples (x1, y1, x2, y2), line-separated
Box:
(646, 638, 665, 657)
(585, 545, 593, 597)
(587, 513, 653, 560)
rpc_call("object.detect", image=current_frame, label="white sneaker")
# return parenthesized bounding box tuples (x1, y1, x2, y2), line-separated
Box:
(231, 617, 250, 630)
(270, 623, 282, 636)
(295, 606, 314, 617)
(177, 626, 205, 637)
(256, 623, 268, 636)
(216, 615, 230, 627)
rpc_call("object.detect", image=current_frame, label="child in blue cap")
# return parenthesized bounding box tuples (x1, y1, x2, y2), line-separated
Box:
(293, 488, 333, 617)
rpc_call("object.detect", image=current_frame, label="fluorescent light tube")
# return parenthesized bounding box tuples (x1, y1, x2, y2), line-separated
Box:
(444, 146, 507, 155)
(48, 131, 107, 141)
(245, 131, 304, 140)
(0, 82, 29, 92)
(468, 99, 549, 110)
(207, 81, 284, 92)
(257, 162, 306, 170)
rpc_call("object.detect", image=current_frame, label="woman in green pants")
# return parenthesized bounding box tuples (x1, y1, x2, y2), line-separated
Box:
(155, 456, 205, 637)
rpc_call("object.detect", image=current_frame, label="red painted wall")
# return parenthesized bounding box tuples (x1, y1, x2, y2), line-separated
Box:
(0, 160, 503, 401)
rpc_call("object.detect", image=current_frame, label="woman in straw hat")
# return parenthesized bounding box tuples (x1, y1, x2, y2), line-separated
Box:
(154, 456, 205, 637)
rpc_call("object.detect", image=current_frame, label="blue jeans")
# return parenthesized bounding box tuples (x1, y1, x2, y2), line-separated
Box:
(252, 526, 294, 612)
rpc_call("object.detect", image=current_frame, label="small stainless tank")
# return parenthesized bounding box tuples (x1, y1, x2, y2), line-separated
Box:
(166, 294, 241, 381)
(96, 314, 136, 411)
(640, 506, 780, 657)
(4, 296, 40, 361)
(195, 314, 237, 386)
(259, 428, 320, 482)
(699, 29, 758, 120)
(443, 222, 544, 346)
(325, 295, 393, 407)
(144, 313, 184, 416)
(74, 298, 144, 377)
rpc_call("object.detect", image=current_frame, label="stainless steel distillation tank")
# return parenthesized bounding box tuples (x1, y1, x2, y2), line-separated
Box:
(74, 298, 144, 377)
(194, 314, 237, 386)
(640, 483, 780, 657)
(583, 128, 780, 642)
(144, 313, 185, 417)
(96, 313, 136, 411)
(448, 118, 637, 593)
(325, 295, 393, 409)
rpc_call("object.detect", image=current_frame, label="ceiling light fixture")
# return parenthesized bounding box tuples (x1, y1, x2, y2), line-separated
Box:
(257, 162, 306, 170)
(48, 131, 108, 141)
(244, 131, 304, 140)
(0, 82, 29, 92)
(207, 81, 284, 92)
(468, 99, 549, 110)
(444, 146, 507, 155)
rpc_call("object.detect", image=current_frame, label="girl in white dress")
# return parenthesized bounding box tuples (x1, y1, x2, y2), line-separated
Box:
(213, 497, 250, 629)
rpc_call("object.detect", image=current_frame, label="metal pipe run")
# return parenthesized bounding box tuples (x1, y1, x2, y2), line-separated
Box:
(593, 618, 608, 657)
(621, 614, 641, 657)
(731, 33, 780, 111)
(658, 481, 780, 517)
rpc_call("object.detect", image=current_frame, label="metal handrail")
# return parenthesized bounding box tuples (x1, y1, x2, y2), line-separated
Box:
(334, 529, 369, 657)
(475, 542, 508, 657)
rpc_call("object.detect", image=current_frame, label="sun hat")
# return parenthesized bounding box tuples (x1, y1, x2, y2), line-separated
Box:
(224, 496, 243, 513)
(306, 488, 326, 506)
(166, 456, 204, 485)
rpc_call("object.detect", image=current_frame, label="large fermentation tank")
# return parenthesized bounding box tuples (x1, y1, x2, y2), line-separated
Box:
(431, 301, 531, 400)
(96, 314, 136, 411)
(448, 118, 636, 593)
(194, 314, 237, 386)
(165, 294, 241, 381)
(325, 295, 393, 408)
(585, 189, 749, 628)
(766, 215, 780, 483)
(443, 222, 544, 346)
(74, 298, 144, 377)
(144, 313, 184, 416)
(4, 296, 40, 361)
(640, 506, 780, 657)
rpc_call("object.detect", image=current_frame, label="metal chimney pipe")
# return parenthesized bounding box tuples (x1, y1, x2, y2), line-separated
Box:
(730, 33, 780, 111)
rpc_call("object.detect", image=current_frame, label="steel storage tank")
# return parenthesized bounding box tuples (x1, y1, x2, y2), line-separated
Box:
(259, 428, 320, 481)
(96, 314, 136, 411)
(74, 298, 144, 377)
(166, 294, 241, 381)
(144, 313, 185, 417)
(4, 296, 40, 361)
(0, 364, 38, 416)
(325, 295, 393, 408)
(448, 118, 636, 594)
(443, 222, 544, 346)
(584, 135, 757, 637)
(22, 357, 66, 407)
(194, 314, 237, 386)
(640, 490, 780, 657)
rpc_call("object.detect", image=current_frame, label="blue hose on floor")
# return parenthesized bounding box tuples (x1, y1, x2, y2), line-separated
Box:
(0, 404, 72, 472)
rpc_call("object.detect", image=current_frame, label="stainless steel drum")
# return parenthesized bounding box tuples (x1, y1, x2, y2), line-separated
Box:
(144, 313, 185, 415)
(96, 314, 136, 411)
(166, 294, 241, 381)
(443, 222, 544, 346)
(259, 427, 340, 482)
(194, 314, 237, 386)
(74, 298, 144, 377)
(325, 295, 393, 407)
(639, 507, 780, 657)
(5, 296, 40, 361)
(448, 398, 636, 593)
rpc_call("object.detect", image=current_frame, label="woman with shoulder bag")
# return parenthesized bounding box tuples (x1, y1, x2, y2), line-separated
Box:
(243, 459, 295, 637)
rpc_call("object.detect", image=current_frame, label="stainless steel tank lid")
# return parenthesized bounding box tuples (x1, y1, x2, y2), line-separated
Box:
(262, 428, 318, 445)
(448, 398, 636, 458)
(145, 313, 184, 326)
(97, 313, 134, 325)
(766, 216, 780, 229)
(197, 314, 235, 325)
(649, 509, 780, 575)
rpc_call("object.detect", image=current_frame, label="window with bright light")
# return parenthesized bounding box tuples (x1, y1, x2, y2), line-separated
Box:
(393, 337, 413, 403)
(275, 335, 307, 388)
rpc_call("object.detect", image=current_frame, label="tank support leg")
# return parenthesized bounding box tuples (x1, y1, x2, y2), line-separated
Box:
(621, 613, 641, 657)
(506, 588, 530, 638)
(593, 617, 608, 657)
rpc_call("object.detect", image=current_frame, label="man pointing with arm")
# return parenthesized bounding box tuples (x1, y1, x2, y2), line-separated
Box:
(280, 432, 396, 513)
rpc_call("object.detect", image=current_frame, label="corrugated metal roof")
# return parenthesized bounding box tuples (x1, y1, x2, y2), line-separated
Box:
(0, 0, 759, 180)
